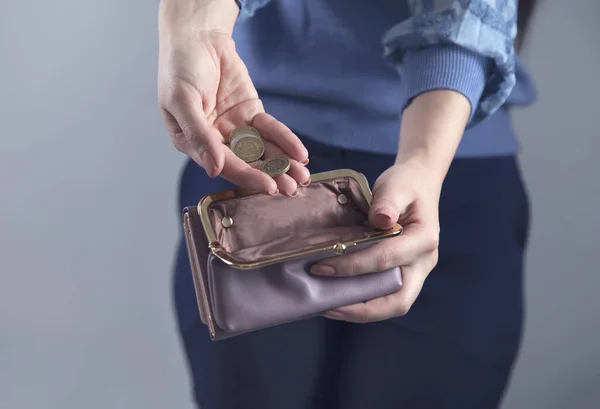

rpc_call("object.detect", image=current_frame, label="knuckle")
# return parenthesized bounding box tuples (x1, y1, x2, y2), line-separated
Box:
(181, 127, 209, 153)
(233, 166, 249, 182)
(356, 311, 371, 324)
(251, 112, 268, 127)
(375, 246, 396, 271)
(327, 258, 351, 277)
(346, 257, 361, 277)
(395, 301, 412, 317)
(179, 123, 198, 143)
(423, 229, 440, 253)
(161, 85, 188, 108)
(171, 135, 187, 153)
(157, 87, 170, 107)
(428, 250, 440, 271)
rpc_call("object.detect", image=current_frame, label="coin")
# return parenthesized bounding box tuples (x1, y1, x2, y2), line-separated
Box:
(230, 131, 261, 149)
(259, 156, 291, 178)
(229, 125, 261, 143)
(231, 135, 265, 163)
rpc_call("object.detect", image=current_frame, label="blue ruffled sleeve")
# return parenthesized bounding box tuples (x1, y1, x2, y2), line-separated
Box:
(382, 0, 519, 125)
(234, 0, 272, 20)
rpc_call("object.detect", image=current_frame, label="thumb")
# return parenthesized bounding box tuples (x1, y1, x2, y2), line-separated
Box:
(165, 92, 225, 178)
(178, 107, 225, 178)
(187, 123, 226, 178)
(369, 174, 413, 230)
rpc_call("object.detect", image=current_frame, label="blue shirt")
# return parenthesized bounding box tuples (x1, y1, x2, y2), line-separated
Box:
(234, 0, 537, 157)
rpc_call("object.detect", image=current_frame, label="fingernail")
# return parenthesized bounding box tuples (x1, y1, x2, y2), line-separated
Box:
(302, 158, 310, 165)
(310, 265, 336, 276)
(285, 190, 299, 198)
(369, 208, 396, 230)
(271, 189, 279, 196)
(299, 178, 311, 187)
(376, 212, 392, 221)
(373, 212, 392, 226)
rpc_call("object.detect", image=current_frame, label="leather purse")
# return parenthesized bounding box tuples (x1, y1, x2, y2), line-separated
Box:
(182, 169, 403, 340)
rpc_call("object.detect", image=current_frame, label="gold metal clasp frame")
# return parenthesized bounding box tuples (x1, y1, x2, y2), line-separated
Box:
(197, 169, 402, 269)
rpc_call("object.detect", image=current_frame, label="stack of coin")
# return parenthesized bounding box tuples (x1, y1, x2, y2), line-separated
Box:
(229, 126, 265, 163)
(229, 126, 292, 179)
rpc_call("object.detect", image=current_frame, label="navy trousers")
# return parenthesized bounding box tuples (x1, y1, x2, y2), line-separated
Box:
(173, 136, 530, 409)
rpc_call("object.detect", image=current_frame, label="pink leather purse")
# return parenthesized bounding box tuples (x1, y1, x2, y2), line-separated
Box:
(182, 169, 403, 340)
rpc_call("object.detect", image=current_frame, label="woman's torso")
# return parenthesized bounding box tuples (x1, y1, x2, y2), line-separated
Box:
(232, 0, 537, 157)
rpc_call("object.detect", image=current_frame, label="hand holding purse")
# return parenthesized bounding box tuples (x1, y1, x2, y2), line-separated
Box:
(183, 169, 403, 340)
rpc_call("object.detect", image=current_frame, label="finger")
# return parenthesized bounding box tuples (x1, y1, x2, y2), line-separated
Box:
(368, 175, 415, 230)
(168, 94, 226, 178)
(220, 149, 278, 195)
(310, 223, 436, 277)
(323, 295, 396, 323)
(245, 159, 296, 196)
(272, 174, 299, 197)
(262, 140, 310, 191)
(252, 113, 309, 164)
(324, 263, 428, 323)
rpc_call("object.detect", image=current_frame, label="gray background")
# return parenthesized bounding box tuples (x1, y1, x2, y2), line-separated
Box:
(0, 0, 598, 408)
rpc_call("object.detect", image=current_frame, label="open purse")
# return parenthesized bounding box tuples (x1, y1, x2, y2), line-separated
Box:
(182, 169, 403, 340)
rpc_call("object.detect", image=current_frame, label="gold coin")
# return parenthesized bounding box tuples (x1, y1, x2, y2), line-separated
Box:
(259, 156, 291, 178)
(229, 131, 261, 148)
(232, 135, 265, 163)
(229, 125, 261, 143)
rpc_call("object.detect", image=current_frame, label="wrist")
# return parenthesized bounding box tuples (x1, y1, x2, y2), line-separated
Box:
(395, 90, 470, 185)
(392, 157, 447, 194)
(159, 0, 239, 36)
(394, 138, 453, 187)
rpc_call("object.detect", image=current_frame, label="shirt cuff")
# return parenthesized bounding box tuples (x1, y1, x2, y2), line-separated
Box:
(235, 0, 271, 20)
(398, 44, 492, 124)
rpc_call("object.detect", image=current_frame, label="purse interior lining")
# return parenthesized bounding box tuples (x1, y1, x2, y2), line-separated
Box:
(207, 177, 374, 263)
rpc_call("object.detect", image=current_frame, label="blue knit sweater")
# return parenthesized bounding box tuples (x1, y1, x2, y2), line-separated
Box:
(234, 0, 537, 156)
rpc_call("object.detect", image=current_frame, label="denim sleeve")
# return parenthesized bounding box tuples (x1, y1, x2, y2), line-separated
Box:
(382, 0, 519, 125)
(235, 0, 272, 20)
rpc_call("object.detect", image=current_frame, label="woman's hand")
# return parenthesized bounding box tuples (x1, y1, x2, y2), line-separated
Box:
(311, 161, 442, 322)
(311, 89, 471, 322)
(158, 1, 309, 195)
